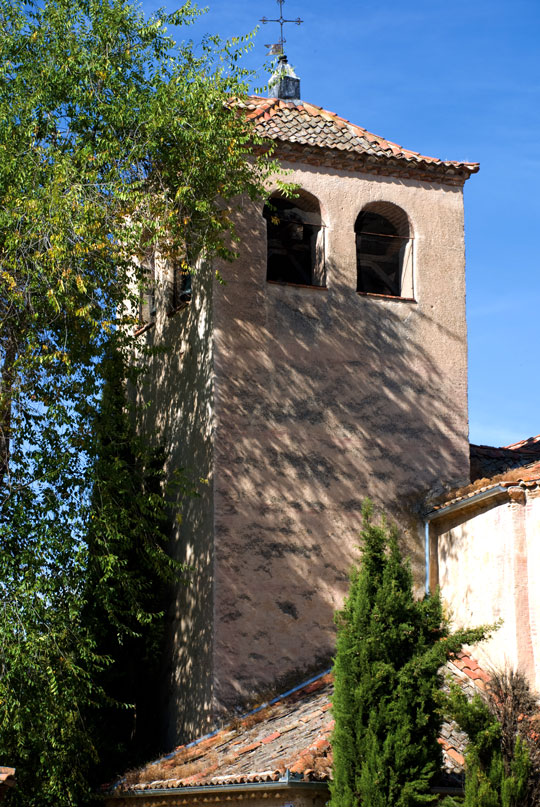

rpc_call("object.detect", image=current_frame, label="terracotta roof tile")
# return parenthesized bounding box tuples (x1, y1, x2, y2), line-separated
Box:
(240, 96, 478, 180)
(429, 456, 540, 515)
(0, 768, 15, 801)
(111, 659, 490, 795)
(470, 434, 540, 481)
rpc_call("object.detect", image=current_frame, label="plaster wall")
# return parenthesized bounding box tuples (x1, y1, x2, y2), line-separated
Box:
(135, 265, 216, 745)
(211, 161, 471, 715)
(437, 490, 540, 693)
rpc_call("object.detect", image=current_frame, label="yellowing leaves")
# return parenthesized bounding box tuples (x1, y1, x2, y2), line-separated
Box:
(46, 288, 61, 312)
(1, 271, 16, 291)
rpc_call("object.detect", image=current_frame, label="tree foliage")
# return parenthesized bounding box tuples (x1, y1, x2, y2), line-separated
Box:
(0, 0, 276, 493)
(0, 0, 279, 803)
(330, 501, 488, 807)
(83, 347, 182, 776)
(442, 669, 540, 807)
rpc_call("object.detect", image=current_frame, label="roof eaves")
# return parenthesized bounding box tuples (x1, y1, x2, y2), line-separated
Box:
(429, 457, 540, 516)
(427, 469, 540, 518)
(268, 139, 478, 177)
(426, 484, 509, 520)
(109, 778, 330, 800)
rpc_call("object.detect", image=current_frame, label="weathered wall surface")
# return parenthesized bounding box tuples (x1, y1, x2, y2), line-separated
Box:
(106, 786, 330, 807)
(134, 265, 216, 746)
(211, 162, 470, 715)
(437, 489, 540, 693)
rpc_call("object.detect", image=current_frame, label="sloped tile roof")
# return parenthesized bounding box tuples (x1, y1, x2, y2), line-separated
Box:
(429, 457, 540, 515)
(242, 96, 479, 182)
(0, 768, 15, 801)
(113, 672, 333, 794)
(505, 434, 540, 451)
(470, 434, 540, 481)
(111, 656, 487, 796)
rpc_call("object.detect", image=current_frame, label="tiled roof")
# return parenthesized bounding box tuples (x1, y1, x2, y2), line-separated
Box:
(505, 434, 540, 451)
(113, 672, 333, 794)
(470, 434, 540, 481)
(243, 96, 479, 182)
(438, 654, 491, 781)
(111, 656, 487, 796)
(429, 457, 540, 515)
(0, 768, 15, 801)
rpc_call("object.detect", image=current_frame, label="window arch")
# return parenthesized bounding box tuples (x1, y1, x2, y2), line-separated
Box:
(263, 190, 325, 287)
(355, 202, 413, 298)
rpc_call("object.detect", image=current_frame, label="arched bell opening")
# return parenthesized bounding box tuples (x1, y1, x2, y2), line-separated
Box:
(263, 190, 326, 287)
(355, 202, 413, 298)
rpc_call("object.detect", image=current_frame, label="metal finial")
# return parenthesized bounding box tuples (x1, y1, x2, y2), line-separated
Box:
(260, 0, 303, 56)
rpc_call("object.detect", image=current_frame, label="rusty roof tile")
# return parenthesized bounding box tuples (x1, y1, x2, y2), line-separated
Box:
(111, 660, 492, 796)
(428, 457, 540, 514)
(237, 96, 478, 178)
(236, 741, 262, 755)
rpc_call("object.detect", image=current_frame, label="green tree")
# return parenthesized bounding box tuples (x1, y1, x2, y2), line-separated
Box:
(0, 0, 277, 492)
(0, 1, 279, 803)
(442, 669, 539, 807)
(83, 346, 178, 779)
(330, 501, 487, 807)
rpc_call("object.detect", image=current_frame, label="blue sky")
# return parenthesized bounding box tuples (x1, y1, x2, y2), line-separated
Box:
(142, 0, 540, 447)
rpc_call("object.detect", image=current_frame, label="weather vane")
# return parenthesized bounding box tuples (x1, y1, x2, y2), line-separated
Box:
(260, 0, 303, 57)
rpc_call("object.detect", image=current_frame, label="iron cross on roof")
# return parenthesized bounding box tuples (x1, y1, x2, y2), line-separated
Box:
(260, 0, 303, 56)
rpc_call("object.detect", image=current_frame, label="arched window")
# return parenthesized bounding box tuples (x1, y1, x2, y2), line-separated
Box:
(263, 191, 325, 287)
(355, 203, 413, 298)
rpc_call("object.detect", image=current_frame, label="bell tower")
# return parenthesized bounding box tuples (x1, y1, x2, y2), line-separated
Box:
(134, 43, 478, 747)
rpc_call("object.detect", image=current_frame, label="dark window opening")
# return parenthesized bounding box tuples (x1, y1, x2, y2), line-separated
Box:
(264, 193, 325, 287)
(173, 264, 192, 307)
(355, 205, 411, 298)
(139, 254, 156, 324)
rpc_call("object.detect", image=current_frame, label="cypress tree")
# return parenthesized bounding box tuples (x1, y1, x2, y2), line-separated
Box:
(330, 501, 486, 807)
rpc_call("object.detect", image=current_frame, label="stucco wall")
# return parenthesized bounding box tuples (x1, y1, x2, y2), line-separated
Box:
(437, 489, 540, 693)
(134, 155, 472, 742)
(211, 162, 470, 715)
(134, 264, 216, 746)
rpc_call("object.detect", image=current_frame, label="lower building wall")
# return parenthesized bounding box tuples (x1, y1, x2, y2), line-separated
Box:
(105, 786, 330, 807)
(437, 488, 540, 693)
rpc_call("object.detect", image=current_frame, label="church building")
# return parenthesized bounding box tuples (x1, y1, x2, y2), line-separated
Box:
(107, 22, 540, 807)
(133, 52, 481, 745)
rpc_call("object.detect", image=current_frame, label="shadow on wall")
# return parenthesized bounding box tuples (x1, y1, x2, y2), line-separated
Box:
(436, 499, 539, 694)
(132, 179, 471, 746)
(436, 505, 493, 625)
(208, 194, 471, 717)
(134, 264, 215, 750)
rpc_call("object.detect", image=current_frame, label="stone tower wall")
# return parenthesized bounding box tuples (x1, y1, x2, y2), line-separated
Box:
(134, 267, 216, 746)
(210, 161, 470, 715)
(135, 158, 471, 743)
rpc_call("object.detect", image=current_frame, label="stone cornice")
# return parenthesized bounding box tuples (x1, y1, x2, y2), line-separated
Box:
(255, 141, 475, 187)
